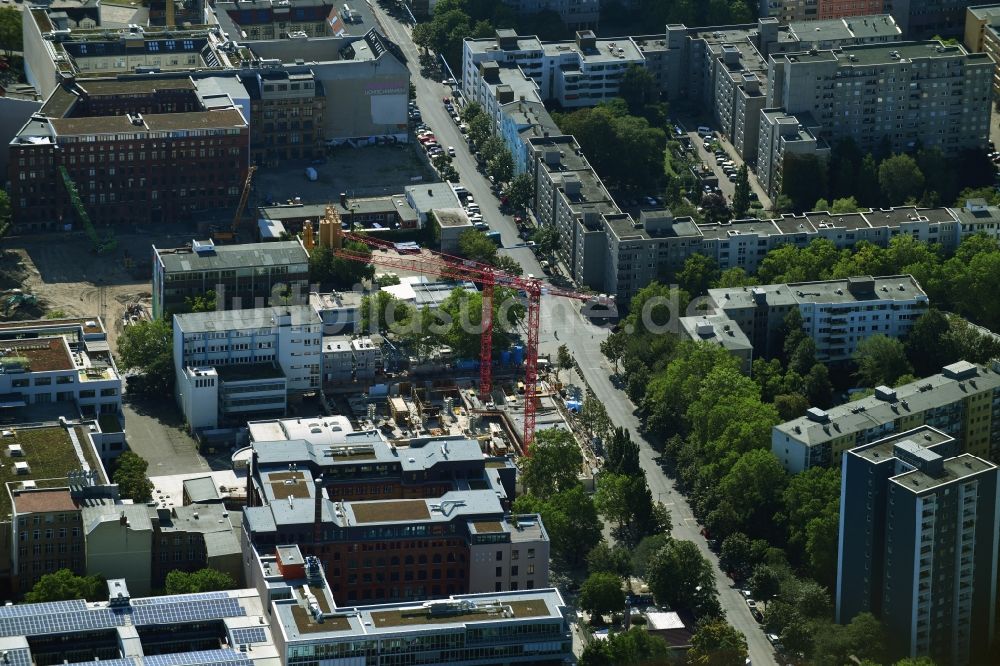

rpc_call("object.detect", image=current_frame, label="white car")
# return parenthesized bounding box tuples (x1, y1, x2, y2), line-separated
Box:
(448, 146, 456, 157)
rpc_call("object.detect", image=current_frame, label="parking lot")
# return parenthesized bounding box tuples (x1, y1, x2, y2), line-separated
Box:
(683, 122, 772, 210)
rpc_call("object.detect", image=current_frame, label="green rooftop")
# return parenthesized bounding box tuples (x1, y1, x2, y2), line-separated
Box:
(371, 600, 550, 628)
(0, 426, 102, 518)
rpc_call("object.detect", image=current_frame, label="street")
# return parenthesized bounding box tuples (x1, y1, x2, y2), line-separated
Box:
(369, 6, 777, 662)
(685, 126, 772, 211)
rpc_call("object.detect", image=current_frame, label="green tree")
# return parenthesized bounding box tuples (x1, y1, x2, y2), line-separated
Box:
(647, 539, 719, 617)
(580, 395, 613, 444)
(164, 568, 237, 595)
(579, 627, 670, 666)
(113, 451, 154, 502)
(878, 154, 925, 206)
(688, 619, 749, 666)
(532, 225, 559, 257)
(812, 613, 887, 666)
(505, 173, 535, 210)
(360, 291, 413, 335)
(604, 426, 640, 476)
(675, 253, 720, 296)
(803, 363, 834, 408)
(854, 334, 913, 387)
(309, 241, 374, 287)
(0, 8, 23, 58)
(781, 153, 828, 212)
(594, 473, 633, 530)
(716, 450, 787, 538)
(713, 267, 756, 288)
(718, 532, 753, 580)
(457, 229, 498, 264)
(857, 153, 881, 207)
(493, 254, 523, 276)
(25, 569, 104, 603)
(774, 393, 809, 420)
(556, 344, 574, 384)
(830, 196, 861, 213)
(631, 533, 670, 579)
(460, 100, 483, 123)
(748, 564, 782, 601)
(578, 572, 626, 621)
(618, 64, 658, 115)
(117, 318, 173, 397)
(468, 114, 492, 149)
(183, 289, 217, 313)
(521, 428, 582, 496)
(732, 164, 751, 218)
(586, 542, 633, 579)
(487, 147, 515, 184)
(0, 190, 11, 238)
(514, 486, 601, 566)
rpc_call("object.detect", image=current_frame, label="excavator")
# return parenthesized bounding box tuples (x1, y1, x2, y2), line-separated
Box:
(210, 165, 257, 244)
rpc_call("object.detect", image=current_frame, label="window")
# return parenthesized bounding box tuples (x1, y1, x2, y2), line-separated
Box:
(496, 550, 503, 561)
(495, 567, 502, 577)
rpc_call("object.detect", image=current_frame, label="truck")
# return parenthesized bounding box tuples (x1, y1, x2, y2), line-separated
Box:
(305, 167, 318, 181)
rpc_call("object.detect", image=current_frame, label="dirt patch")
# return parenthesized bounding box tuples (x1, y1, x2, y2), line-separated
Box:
(3, 229, 192, 349)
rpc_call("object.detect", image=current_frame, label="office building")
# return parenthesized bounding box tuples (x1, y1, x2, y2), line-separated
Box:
(254, 544, 572, 666)
(244, 69, 326, 165)
(0, 317, 122, 420)
(152, 239, 310, 320)
(769, 41, 993, 156)
(173, 306, 322, 431)
(8, 76, 249, 233)
(309, 291, 364, 335)
(246, 415, 354, 445)
(0, 581, 278, 665)
(320, 336, 380, 384)
(773, 361, 1000, 472)
(836, 426, 998, 664)
(707, 274, 929, 361)
(965, 4, 1000, 97)
(242, 431, 548, 605)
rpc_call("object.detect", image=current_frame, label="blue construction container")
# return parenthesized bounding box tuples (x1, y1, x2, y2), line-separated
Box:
(513, 345, 525, 366)
(501, 350, 512, 365)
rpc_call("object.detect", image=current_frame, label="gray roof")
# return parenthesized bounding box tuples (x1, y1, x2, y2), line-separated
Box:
(787, 15, 900, 42)
(679, 314, 753, 352)
(82, 501, 153, 535)
(405, 183, 460, 213)
(154, 240, 308, 273)
(175, 305, 320, 333)
(775, 362, 1000, 447)
(183, 476, 222, 503)
(710, 274, 927, 311)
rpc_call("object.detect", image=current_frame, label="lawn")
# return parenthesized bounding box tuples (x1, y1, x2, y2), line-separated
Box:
(0, 426, 99, 516)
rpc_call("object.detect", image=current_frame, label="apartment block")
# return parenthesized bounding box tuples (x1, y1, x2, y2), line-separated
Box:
(0, 317, 122, 420)
(770, 41, 993, 156)
(527, 135, 618, 291)
(0, 581, 277, 665)
(242, 431, 547, 605)
(152, 239, 310, 319)
(173, 305, 322, 431)
(773, 361, 1000, 472)
(756, 109, 829, 199)
(965, 4, 1000, 97)
(320, 335, 380, 384)
(678, 313, 754, 373)
(462, 29, 644, 109)
(708, 274, 928, 361)
(889, 0, 983, 38)
(148, 503, 242, 589)
(836, 426, 998, 664)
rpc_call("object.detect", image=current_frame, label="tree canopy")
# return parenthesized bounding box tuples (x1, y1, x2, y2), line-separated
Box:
(117, 318, 174, 397)
(578, 572, 626, 621)
(113, 451, 154, 503)
(164, 568, 237, 595)
(520, 428, 582, 496)
(25, 569, 104, 603)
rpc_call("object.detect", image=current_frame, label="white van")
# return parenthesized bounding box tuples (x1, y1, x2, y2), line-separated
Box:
(697, 126, 712, 136)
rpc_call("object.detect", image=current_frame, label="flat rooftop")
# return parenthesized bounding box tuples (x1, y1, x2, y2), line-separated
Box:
(0, 338, 73, 372)
(893, 453, 996, 493)
(852, 425, 955, 464)
(49, 108, 247, 136)
(787, 15, 900, 42)
(275, 588, 566, 640)
(155, 239, 308, 273)
(215, 363, 285, 382)
(711, 274, 927, 310)
(350, 499, 431, 523)
(175, 305, 319, 333)
(1, 425, 103, 518)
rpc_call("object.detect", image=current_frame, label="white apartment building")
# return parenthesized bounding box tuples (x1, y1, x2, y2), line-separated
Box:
(320, 335, 380, 385)
(0, 318, 122, 419)
(707, 274, 929, 361)
(173, 306, 322, 431)
(462, 30, 645, 108)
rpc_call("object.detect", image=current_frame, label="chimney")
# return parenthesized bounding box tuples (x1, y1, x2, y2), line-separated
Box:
(314, 475, 324, 543)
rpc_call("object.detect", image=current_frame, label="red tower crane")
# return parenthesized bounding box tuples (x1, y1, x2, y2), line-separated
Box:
(310, 211, 598, 449)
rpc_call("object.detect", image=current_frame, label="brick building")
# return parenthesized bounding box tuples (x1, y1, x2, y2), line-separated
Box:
(242, 431, 549, 605)
(243, 69, 326, 165)
(8, 78, 249, 232)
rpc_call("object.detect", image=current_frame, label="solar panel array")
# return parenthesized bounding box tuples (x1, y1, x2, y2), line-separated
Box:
(0, 608, 122, 637)
(133, 593, 234, 606)
(0, 599, 86, 617)
(144, 650, 252, 666)
(66, 659, 137, 666)
(229, 627, 267, 645)
(132, 599, 246, 627)
(3, 648, 32, 666)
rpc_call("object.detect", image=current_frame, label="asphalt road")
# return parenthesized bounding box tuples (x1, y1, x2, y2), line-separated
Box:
(371, 7, 776, 663)
(372, 7, 542, 268)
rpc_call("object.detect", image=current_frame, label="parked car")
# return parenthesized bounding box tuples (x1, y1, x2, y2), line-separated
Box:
(746, 599, 758, 611)
(448, 146, 456, 157)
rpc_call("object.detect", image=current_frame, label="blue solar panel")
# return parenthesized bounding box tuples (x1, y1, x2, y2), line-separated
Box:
(132, 599, 246, 627)
(3, 648, 32, 666)
(229, 627, 267, 645)
(143, 650, 251, 666)
(0, 608, 123, 637)
(65, 659, 137, 666)
(0, 599, 86, 617)
(133, 593, 234, 606)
